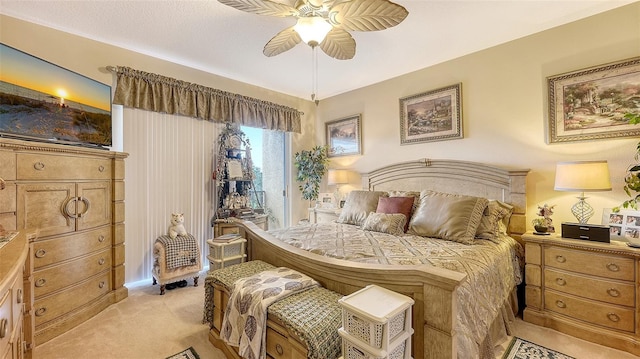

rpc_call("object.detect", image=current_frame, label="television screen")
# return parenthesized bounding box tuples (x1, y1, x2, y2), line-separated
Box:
(0, 43, 112, 148)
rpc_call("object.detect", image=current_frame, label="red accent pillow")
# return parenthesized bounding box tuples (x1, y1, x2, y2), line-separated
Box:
(376, 196, 414, 232)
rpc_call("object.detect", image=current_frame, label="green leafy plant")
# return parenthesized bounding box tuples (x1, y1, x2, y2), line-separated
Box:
(615, 113, 640, 211)
(294, 145, 330, 204)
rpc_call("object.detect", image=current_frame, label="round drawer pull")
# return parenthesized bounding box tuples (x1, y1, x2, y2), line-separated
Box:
(98, 165, 105, 172)
(35, 248, 46, 258)
(98, 258, 106, 265)
(35, 278, 47, 287)
(99, 281, 106, 289)
(98, 235, 106, 243)
(555, 255, 566, 263)
(0, 318, 7, 339)
(555, 278, 566, 286)
(17, 288, 23, 304)
(34, 162, 45, 171)
(607, 288, 620, 297)
(555, 300, 566, 309)
(606, 263, 620, 272)
(275, 343, 284, 355)
(35, 307, 47, 317)
(607, 313, 620, 322)
(0, 177, 5, 190)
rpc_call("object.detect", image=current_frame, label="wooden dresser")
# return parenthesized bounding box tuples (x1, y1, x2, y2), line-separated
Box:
(523, 232, 640, 356)
(0, 231, 33, 359)
(0, 138, 127, 345)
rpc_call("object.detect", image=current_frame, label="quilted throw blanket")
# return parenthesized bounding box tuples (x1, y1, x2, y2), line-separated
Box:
(221, 267, 319, 359)
(155, 234, 199, 269)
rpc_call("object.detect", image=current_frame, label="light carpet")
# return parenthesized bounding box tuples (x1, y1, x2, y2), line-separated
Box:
(502, 337, 574, 359)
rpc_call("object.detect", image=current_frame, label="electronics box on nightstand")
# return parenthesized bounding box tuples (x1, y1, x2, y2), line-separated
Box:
(561, 222, 610, 243)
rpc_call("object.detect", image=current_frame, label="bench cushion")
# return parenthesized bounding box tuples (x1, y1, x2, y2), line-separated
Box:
(269, 286, 343, 359)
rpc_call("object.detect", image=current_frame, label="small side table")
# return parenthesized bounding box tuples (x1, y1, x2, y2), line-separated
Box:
(308, 207, 342, 224)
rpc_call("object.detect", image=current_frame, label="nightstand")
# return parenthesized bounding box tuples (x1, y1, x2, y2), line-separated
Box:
(522, 232, 640, 356)
(308, 207, 341, 224)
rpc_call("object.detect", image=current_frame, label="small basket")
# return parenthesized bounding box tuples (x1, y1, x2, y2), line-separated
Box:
(207, 238, 246, 260)
(208, 254, 246, 270)
(339, 285, 414, 349)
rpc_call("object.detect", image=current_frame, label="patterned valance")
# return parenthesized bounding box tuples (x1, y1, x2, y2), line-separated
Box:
(110, 66, 301, 133)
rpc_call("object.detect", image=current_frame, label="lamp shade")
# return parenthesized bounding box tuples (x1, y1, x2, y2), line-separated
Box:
(327, 169, 348, 185)
(294, 17, 332, 46)
(554, 160, 612, 192)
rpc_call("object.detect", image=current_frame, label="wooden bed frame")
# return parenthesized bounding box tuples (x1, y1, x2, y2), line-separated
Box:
(209, 159, 529, 359)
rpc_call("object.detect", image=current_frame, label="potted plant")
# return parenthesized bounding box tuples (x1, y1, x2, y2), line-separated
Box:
(294, 145, 330, 207)
(615, 113, 640, 211)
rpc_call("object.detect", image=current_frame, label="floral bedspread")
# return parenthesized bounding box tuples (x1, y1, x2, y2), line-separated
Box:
(268, 222, 524, 358)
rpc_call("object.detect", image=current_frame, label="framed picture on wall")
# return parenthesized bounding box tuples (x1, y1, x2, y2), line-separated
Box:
(326, 114, 362, 157)
(399, 83, 463, 145)
(547, 57, 640, 143)
(602, 208, 640, 243)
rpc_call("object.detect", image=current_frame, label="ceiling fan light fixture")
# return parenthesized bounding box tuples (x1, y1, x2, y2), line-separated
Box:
(294, 16, 332, 47)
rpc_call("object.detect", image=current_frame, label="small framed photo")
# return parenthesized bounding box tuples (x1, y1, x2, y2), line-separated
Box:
(326, 114, 362, 157)
(602, 208, 640, 242)
(317, 192, 335, 208)
(399, 83, 463, 145)
(547, 57, 640, 143)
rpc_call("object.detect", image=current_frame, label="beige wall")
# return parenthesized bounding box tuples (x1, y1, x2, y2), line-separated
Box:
(317, 2, 640, 229)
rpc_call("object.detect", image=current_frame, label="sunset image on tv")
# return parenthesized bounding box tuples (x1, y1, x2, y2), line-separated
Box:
(0, 43, 112, 147)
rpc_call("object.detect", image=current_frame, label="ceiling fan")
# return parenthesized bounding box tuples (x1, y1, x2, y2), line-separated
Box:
(218, 0, 409, 60)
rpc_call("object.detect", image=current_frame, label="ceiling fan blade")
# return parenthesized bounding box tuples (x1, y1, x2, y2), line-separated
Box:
(263, 26, 302, 57)
(319, 28, 356, 60)
(329, 0, 409, 31)
(218, 0, 298, 17)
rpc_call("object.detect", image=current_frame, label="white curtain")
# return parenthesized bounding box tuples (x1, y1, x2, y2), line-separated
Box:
(122, 108, 220, 284)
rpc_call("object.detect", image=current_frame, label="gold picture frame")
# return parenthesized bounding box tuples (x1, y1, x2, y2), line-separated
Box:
(547, 57, 640, 143)
(399, 83, 463, 144)
(326, 114, 362, 157)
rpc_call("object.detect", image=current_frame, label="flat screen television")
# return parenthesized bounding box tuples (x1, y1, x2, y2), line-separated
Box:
(0, 43, 112, 148)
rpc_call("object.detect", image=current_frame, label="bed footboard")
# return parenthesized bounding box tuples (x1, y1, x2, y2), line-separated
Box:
(239, 221, 467, 359)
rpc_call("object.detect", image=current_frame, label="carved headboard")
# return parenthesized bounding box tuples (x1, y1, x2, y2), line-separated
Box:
(361, 158, 530, 240)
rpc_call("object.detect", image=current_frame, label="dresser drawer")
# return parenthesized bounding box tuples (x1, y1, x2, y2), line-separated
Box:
(545, 246, 634, 281)
(0, 288, 12, 351)
(34, 272, 111, 327)
(545, 290, 635, 332)
(266, 326, 291, 359)
(34, 249, 112, 297)
(17, 153, 111, 181)
(0, 182, 16, 214)
(0, 150, 16, 180)
(32, 227, 111, 269)
(545, 268, 635, 307)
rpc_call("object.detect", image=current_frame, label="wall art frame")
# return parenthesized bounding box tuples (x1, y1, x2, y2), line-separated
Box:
(399, 83, 462, 145)
(547, 57, 640, 143)
(326, 114, 362, 157)
(602, 208, 640, 243)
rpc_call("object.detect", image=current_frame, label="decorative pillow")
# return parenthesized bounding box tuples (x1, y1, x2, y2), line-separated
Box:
(387, 190, 421, 210)
(362, 212, 406, 236)
(376, 196, 415, 232)
(408, 190, 489, 245)
(475, 200, 514, 242)
(337, 191, 388, 226)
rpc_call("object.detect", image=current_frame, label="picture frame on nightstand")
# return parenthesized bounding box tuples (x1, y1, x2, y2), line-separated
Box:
(317, 192, 336, 208)
(602, 208, 640, 243)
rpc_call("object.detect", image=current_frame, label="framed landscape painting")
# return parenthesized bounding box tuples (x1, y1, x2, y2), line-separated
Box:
(399, 83, 462, 144)
(326, 114, 361, 157)
(547, 57, 640, 143)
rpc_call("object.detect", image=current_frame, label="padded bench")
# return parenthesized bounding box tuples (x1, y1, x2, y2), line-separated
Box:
(152, 234, 202, 295)
(204, 260, 343, 359)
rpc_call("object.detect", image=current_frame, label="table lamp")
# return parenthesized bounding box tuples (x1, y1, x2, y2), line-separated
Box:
(327, 169, 349, 207)
(554, 160, 611, 224)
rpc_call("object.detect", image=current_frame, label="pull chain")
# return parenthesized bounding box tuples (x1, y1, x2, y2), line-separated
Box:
(311, 46, 319, 106)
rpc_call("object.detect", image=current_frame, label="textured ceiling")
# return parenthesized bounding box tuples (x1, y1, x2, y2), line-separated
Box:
(0, 0, 634, 101)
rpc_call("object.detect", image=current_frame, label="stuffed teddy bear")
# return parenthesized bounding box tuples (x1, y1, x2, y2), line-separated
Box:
(168, 213, 187, 239)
